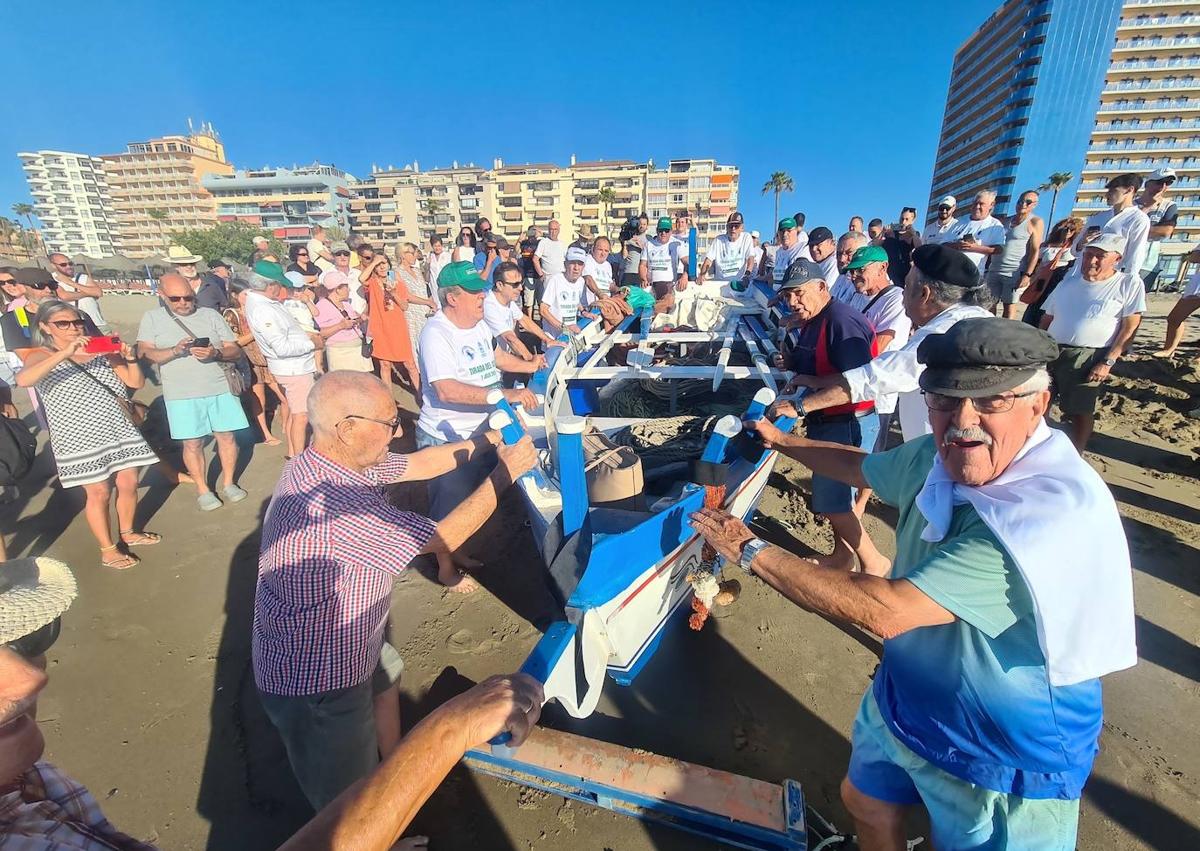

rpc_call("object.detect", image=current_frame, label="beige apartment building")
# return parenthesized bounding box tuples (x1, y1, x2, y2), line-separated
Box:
(1072, 0, 1200, 283)
(349, 156, 739, 253)
(102, 124, 233, 257)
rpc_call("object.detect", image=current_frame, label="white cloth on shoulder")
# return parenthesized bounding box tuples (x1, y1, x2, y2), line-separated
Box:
(915, 421, 1137, 686)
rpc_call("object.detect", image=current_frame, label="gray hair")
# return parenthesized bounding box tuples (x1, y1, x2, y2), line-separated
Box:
(975, 189, 997, 204)
(911, 264, 995, 311)
(31, 299, 80, 347)
(437, 285, 461, 307)
(1015, 368, 1051, 394)
(839, 231, 869, 249)
(246, 272, 274, 292)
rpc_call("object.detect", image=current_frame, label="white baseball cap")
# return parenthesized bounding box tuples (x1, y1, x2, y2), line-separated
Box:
(1148, 167, 1177, 182)
(751, 230, 761, 239)
(938, 195, 957, 207)
(565, 247, 588, 264)
(1087, 233, 1127, 255)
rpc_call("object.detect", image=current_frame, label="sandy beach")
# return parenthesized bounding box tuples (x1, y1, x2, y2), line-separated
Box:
(3, 292, 1197, 850)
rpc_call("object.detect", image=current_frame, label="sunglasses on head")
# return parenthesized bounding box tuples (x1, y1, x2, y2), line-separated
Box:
(166, 295, 196, 303)
(51, 319, 87, 329)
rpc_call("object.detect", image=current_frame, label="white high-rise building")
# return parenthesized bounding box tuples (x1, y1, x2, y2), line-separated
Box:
(18, 150, 119, 256)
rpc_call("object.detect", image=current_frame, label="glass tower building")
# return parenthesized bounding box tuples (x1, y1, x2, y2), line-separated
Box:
(926, 0, 1124, 222)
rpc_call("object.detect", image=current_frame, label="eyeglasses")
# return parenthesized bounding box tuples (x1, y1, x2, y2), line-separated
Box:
(1017, 198, 1035, 206)
(53, 261, 73, 268)
(923, 390, 1037, 414)
(166, 295, 196, 303)
(341, 411, 403, 430)
(50, 319, 87, 329)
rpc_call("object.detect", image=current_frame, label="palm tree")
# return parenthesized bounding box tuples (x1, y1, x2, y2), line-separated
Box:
(761, 172, 794, 230)
(11, 203, 36, 254)
(1037, 172, 1074, 225)
(598, 187, 616, 238)
(147, 208, 169, 253)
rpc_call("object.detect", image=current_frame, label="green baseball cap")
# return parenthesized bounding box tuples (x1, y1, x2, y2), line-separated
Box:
(845, 245, 888, 270)
(778, 217, 797, 231)
(656, 217, 672, 232)
(437, 260, 489, 292)
(253, 260, 290, 286)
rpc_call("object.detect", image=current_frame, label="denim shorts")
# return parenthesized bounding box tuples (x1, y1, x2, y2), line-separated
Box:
(848, 689, 1080, 851)
(806, 413, 879, 514)
(414, 427, 496, 521)
(164, 392, 249, 440)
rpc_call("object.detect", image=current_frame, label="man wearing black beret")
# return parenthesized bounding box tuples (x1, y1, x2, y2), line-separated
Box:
(780, 243, 993, 443)
(692, 316, 1136, 851)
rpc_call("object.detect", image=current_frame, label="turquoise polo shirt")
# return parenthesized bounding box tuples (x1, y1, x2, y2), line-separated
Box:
(862, 436, 1103, 799)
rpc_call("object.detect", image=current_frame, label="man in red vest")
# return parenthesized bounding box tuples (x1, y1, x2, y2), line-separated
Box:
(777, 258, 890, 576)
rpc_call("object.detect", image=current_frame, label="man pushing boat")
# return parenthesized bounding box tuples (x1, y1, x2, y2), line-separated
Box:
(690, 317, 1136, 851)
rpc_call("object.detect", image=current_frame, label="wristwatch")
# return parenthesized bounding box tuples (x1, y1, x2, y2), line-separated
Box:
(1103, 356, 1118, 367)
(738, 537, 770, 574)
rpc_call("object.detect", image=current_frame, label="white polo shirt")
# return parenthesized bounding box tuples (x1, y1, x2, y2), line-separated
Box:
(922, 217, 959, 245)
(483, 290, 523, 349)
(417, 312, 502, 440)
(951, 216, 1005, 270)
(1042, 269, 1146, 348)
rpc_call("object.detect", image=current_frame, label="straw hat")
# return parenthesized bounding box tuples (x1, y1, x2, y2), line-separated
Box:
(166, 245, 204, 265)
(0, 557, 78, 644)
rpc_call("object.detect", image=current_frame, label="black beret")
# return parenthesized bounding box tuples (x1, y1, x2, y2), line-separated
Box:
(912, 243, 982, 290)
(807, 226, 834, 245)
(917, 317, 1059, 397)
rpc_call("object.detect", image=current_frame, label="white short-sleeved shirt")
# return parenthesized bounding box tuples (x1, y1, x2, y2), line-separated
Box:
(540, 272, 586, 332)
(830, 273, 869, 311)
(56, 274, 106, 328)
(1076, 207, 1152, 277)
(583, 254, 613, 298)
(483, 291, 523, 347)
(817, 255, 839, 286)
(951, 216, 1005, 270)
(1042, 270, 1146, 349)
(307, 238, 334, 272)
(417, 312, 502, 440)
(643, 238, 680, 283)
(922, 218, 959, 245)
(704, 232, 755, 281)
(861, 285, 913, 415)
(535, 237, 567, 277)
(771, 242, 811, 286)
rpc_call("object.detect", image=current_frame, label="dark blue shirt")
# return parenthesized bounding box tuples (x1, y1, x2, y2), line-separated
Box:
(784, 298, 874, 376)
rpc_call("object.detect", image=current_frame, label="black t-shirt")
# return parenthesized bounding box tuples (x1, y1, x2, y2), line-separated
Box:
(881, 230, 918, 286)
(518, 238, 538, 276)
(784, 299, 874, 377)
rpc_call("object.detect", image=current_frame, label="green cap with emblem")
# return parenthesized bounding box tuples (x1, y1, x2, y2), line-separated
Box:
(777, 217, 797, 231)
(253, 260, 290, 286)
(845, 245, 888, 270)
(437, 260, 490, 292)
(656, 217, 672, 232)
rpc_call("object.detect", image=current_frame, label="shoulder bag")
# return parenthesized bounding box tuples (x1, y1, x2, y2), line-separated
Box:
(66, 358, 148, 429)
(166, 311, 248, 396)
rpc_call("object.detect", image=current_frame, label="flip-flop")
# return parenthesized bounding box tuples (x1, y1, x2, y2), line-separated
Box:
(120, 530, 162, 547)
(100, 545, 139, 570)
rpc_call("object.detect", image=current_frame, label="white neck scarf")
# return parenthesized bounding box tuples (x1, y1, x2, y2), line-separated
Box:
(915, 421, 1137, 686)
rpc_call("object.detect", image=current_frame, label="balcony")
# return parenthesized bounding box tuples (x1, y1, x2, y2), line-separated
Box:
(1118, 14, 1200, 29)
(1099, 98, 1200, 111)
(1088, 140, 1200, 153)
(1081, 157, 1196, 172)
(1094, 117, 1200, 134)
(1113, 35, 1200, 52)
(1104, 78, 1200, 93)
(1109, 57, 1200, 74)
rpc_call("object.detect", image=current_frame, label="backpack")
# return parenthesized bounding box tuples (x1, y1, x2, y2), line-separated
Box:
(0, 413, 37, 485)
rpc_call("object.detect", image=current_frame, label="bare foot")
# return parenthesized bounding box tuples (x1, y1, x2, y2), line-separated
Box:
(393, 837, 429, 850)
(439, 570, 479, 594)
(1152, 349, 1176, 359)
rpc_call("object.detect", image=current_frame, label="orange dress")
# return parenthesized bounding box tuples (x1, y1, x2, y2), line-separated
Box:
(365, 277, 415, 364)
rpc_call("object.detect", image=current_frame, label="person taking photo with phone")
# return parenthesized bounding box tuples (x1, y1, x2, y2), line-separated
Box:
(15, 300, 160, 569)
(136, 273, 250, 512)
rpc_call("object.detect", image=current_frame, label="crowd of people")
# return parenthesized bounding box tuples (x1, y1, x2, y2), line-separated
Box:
(0, 164, 1193, 849)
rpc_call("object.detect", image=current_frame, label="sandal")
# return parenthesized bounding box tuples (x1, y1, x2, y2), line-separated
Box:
(100, 544, 139, 570)
(120, 530, 162, 547)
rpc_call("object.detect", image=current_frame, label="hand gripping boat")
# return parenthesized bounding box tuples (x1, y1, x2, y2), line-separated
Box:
(464, 283, 849, 849)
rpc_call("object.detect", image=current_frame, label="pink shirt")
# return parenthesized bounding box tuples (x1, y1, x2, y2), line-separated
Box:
(313, 297, 361, 344)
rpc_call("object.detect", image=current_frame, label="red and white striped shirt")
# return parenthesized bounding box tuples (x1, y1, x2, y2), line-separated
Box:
(252, 448, 436, 696)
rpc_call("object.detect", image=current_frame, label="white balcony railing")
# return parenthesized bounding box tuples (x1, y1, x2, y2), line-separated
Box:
(1104, 78, 1200, 93)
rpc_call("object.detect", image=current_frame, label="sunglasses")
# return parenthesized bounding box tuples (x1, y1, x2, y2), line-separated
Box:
(938, 205, 953, 211)
(1017, 198, 1035, 206)
(297, 252, 309, 256)
(499, 279, 523, 288)
(51, 319, 87, 329)
(166, 295, 196, 303)
(54, 261, 73, 268)
(334, 251, 351, 256)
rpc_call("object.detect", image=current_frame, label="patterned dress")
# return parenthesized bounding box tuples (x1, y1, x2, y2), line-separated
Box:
(400, 266, 432, 358)
(37, 356, 157, 488)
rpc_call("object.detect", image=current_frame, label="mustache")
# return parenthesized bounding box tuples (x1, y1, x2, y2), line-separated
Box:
(0, 695, 37, 729)
(943, 426, 993, 446)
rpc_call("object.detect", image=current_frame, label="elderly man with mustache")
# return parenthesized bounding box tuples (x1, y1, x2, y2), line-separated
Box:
(691, 317, 1136, 851)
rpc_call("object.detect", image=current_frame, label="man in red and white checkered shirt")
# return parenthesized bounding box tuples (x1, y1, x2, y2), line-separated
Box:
(252, 371, 535, 811)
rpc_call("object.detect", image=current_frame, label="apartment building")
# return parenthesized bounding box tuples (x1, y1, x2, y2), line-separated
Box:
(203, 164, 354, 245)
(1072, 0, 1200, 282)
(926, 0, 1122, 221)
(348, 156, 739, 253)
(18, 150, 119, 256)
(102, 124, 233, 257)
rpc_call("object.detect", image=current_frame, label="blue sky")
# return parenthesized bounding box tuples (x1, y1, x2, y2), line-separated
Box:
(2, 0, 1005, 237)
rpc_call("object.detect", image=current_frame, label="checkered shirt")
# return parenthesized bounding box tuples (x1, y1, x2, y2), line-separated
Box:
(0, 762, 157, 849)
(252, 448, 436, 696)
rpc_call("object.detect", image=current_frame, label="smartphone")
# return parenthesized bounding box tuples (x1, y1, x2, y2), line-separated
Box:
(188, 337, 211, 349)
(84, 336, 122, 355)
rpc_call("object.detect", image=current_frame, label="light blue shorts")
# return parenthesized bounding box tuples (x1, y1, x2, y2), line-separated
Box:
(847, 689, 1080, 851)
(165, 393, 250, 440)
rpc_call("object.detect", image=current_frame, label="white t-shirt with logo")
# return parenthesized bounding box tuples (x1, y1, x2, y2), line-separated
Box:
(922, 217, 959, 245)
(704, 232, 755, 281)
(417, 312, 502, 440)
(541, 272, 586, 333)
(1042, 270, 1146, 349)
(951, 216, 1005, 271)
(771, 242, 811, 286)
(535, 237, 567, 277)
(56, 274, 106, 329)
(483, 290, 523, 348)
(583, 254, 613, 300)
(643, 238, 680, 284)
(861, 285, 913, 415)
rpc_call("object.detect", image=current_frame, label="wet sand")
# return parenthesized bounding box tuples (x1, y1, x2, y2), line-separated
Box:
(3, 293, 1198, 850)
